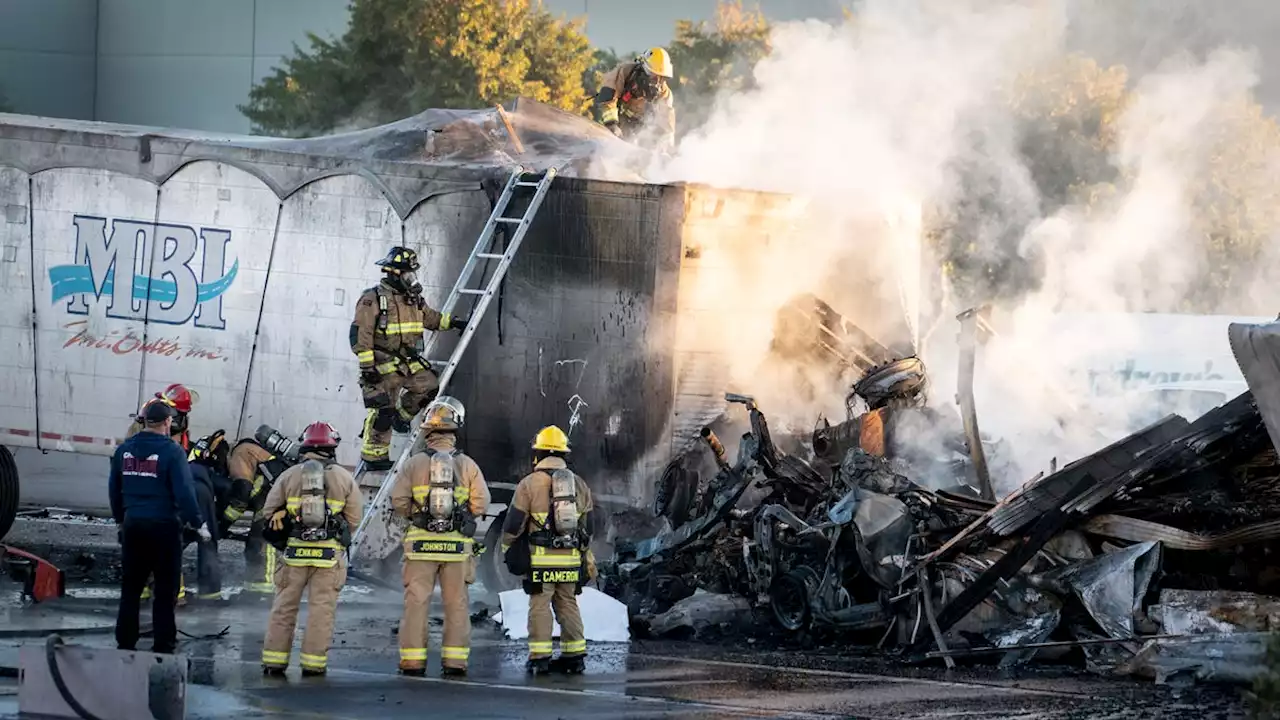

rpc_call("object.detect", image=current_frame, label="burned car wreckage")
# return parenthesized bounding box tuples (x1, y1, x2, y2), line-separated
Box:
(601, 297, 1280, 684)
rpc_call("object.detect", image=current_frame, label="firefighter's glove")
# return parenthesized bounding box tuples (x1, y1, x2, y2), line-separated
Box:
(196, 523, 212, 542)
(360, 369, 381, 385)
(269, 510, 288, 532)
(605, 121, 622, 138)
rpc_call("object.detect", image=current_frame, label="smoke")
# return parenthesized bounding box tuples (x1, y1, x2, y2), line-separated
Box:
(646, 0, 1280, 492)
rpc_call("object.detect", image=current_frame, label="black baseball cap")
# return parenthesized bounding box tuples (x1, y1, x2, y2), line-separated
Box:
(142, 400, 176, 423)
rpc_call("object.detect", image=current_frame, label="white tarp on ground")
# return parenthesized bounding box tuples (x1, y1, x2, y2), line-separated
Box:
(496, 587, 630, 642)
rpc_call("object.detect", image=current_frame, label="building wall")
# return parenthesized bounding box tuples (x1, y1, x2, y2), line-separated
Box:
(0, 0, 98, 119)
(543, 0, 843, 55)
(94, 0, 350, 133)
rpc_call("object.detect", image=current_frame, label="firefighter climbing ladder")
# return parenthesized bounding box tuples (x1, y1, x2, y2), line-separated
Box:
(349, 165, 557, 553)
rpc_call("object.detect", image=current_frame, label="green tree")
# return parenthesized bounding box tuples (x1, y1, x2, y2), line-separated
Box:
(933, 52, 1280, 313)
(667, 0, 771, 137)
(240, 0, 597, 136)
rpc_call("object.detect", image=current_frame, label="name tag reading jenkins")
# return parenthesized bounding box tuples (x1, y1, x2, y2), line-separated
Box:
(285, 546, 337, 562)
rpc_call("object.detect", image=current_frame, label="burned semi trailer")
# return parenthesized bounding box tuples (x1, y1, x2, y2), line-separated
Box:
(0, 102, 814, 562)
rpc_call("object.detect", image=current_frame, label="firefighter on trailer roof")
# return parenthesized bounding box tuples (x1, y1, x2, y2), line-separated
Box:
(390, 396, 489, 677)
(502, 425, 595, 675)
(259, 422, 362, 677)
(595, 47, 676, 154)
(350, 246, 467, 470)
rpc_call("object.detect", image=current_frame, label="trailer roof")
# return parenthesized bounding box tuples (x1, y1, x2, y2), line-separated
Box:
(0, 97, 652, 217)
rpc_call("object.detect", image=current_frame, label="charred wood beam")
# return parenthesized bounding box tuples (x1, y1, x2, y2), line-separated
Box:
(908, 474, 1095, 657)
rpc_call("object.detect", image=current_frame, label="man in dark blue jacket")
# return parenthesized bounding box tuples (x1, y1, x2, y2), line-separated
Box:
(109, 400, 206, 654)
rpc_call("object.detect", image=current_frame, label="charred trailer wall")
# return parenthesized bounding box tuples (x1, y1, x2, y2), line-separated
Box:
(450, 178, 683, 508)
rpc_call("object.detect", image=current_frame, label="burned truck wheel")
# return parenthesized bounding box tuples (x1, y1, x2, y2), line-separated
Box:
(479, 510, 523, 596)
(770, 567, 819, 632)
(654, 461, 695, 530)
(0, 445, 17, 541)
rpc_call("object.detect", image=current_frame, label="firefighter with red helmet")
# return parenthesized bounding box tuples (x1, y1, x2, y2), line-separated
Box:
(349, 246, 467, 470)
(127, 384, 198, 452)
(259, 422, 363, 677)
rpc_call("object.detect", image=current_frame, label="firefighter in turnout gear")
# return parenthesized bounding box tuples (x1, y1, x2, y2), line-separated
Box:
(502, 425, 595, 675)
(350, 246, 467, 470)
(390, 396, 489, 677)
(259, 422, 363, 677)
(186, 431, 234, 599)
(227, 433, 297, 595)
(127, 384, 198, 452)
(595, 47, 676, 153)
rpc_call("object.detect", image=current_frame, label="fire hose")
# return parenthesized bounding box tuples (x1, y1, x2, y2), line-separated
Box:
(45, 634, 103, 720)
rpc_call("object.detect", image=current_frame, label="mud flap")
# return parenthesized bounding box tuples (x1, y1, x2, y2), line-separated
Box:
(1228, 321, 1280, 451)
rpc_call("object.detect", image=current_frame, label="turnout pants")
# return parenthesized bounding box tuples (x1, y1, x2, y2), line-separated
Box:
(261, 561, 347, 673)
(359, 368, 438, 463)
(527, 582, 586, 660)
(243, 518, 276, 594)
(400, 560, 471, 671)
(191, 481, 222, 597)
(117, 519, 183, 653)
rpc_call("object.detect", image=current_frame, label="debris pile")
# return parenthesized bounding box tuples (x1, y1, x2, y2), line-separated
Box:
(604, 300, 1280, 686)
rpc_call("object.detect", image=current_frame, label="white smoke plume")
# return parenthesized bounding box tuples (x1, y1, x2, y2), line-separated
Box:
(648, 0, 1280, 492)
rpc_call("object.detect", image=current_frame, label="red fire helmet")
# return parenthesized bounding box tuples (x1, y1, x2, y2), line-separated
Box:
(299, 421, 341, 450)
(161, 383, 199, 414)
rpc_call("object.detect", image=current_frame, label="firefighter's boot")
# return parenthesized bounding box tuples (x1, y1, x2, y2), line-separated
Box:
(441, 666, 466, 678)
(551, 655, 586, 675)
(262, 666, 286, 678)
(527, 657, 552, 676)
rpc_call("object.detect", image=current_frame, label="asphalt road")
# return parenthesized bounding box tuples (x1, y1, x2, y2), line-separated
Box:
(0, 578, 1249, 720)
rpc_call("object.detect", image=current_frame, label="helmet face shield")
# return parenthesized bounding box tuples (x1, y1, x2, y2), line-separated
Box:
(422, 395, 465, 431)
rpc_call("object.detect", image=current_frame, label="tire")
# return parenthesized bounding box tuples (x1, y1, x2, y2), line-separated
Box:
(478, 510, 522, 598)
(0, 444, 18, 542)
(770, 567, 817, 633)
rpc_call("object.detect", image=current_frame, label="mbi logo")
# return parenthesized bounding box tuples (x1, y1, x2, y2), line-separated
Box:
(48, 215, 240, 330)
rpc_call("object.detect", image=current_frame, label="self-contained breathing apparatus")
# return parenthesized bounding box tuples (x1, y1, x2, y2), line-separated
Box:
(535, 468, 584, 550)
(225, 424, 299, 525)
(277, 459, 350, 564)
(407, 450, 475, 555)
(521, 468, 589, 590)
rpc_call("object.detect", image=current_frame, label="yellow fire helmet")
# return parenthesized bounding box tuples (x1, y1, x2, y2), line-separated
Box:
(422, 395, 465, 431)
(642, 47, 674, 78)
(532, 425, 570, 453)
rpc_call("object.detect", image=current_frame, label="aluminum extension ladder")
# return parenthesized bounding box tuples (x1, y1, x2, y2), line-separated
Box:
(349, 165, 557, 553)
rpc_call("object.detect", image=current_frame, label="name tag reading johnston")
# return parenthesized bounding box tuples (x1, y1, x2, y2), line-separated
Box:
(411, 539, 463, 555)
(531, 568, 581, 584)
(285, 546, 337, 562)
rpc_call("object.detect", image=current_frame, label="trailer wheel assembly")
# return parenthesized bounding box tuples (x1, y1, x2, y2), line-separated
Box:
(479, 510, 523, 596)
(770, 567, 818, 632)
(0, 445, 18, 542)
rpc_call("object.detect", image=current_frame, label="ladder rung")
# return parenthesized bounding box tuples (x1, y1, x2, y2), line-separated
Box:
(458, 288, 486, 295)
(476, 253, 504, 259)
(495, 217, 522, 224)
(515, 181, 541, 188)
